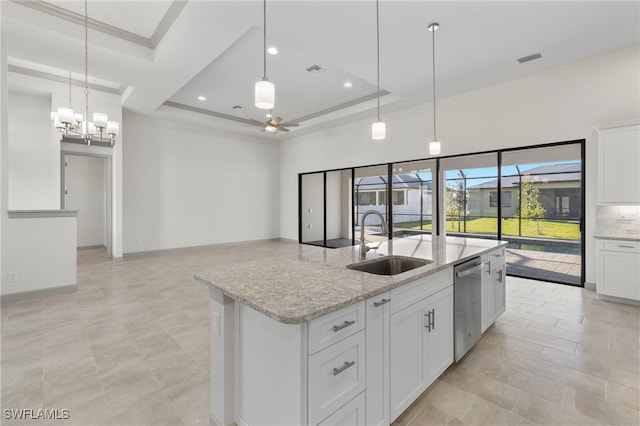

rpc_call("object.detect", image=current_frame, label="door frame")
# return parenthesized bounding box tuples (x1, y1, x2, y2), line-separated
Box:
(60, 151, 113, 259)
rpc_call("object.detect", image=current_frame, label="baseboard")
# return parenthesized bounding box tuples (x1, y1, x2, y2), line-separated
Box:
(597, 293, 640, 306)
(584, 281, 596, 290)
(1, 284, 77, 304)
(123, 237, 288, 259)
(78, 245, 107, 251)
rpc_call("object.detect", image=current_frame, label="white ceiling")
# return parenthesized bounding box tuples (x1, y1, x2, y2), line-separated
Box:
(3, 0, 640, 138)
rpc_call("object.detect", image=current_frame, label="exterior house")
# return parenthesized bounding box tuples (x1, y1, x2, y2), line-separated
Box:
(354, 174, 433, 225)
(467, 163, 582, 220)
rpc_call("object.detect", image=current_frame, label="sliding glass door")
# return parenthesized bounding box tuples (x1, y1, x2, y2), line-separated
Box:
(501, 144, 583, 285)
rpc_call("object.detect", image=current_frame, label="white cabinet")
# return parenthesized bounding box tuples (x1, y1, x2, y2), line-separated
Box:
(318, 391, 366, 426)
(365, 293, 390, 426)
(598, 124, 640, 204)
(389, 285, 453, 421)
(596, 239, 640, 301)
(481, 248, 506, 333)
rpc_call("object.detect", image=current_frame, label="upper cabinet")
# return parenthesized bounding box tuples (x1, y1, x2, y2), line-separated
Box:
(597, 123, 640, 204)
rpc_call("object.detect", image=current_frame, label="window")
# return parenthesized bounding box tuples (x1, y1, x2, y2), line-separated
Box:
(357, 192, 376, 206)
(489, 191, 512, 207)
(392, 190, 405, 205)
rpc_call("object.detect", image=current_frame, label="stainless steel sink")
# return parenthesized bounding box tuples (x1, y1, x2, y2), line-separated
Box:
(346, 255, 432, 276)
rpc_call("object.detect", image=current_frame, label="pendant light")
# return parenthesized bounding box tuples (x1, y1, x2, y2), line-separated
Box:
(371, 0, 385, 140)
(428, 22, 440, 155)
(50, 0, 119, 147)
(255, 0, 274, 109)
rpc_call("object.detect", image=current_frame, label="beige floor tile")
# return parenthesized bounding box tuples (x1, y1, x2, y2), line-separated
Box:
(462, 398, 535, 426)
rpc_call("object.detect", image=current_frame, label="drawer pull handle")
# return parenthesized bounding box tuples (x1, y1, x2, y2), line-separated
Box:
(618, 245, 635, 248)
(332, 361, 356, 376)
(373, 298, 391, 307)
(332, 320, 355, 332)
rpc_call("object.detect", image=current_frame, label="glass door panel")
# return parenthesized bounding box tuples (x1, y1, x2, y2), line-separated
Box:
(440, 154, 499, 239)
(300, 172, 325, 246)
(501, 144, 582, 285)
(391, 160, 435, 237)
(325, 170, 354, 248)
(354, 165, 390, 243)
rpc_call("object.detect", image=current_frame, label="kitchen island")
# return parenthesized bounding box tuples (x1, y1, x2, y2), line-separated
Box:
(195, 235, 507, 426)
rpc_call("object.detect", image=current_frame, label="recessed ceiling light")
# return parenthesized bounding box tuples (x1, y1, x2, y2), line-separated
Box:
(267, 47, 278, 55)
(344, 82, 353, 88)
(197, 95, 206, 101)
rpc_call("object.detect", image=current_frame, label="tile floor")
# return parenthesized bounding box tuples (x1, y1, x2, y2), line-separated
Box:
(1, 240, 638, 426)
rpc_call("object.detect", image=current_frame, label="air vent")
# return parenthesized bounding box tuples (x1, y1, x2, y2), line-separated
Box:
(232, 105, 244, 109)
(305, 64, 326, 74)
(517, 52, 543, 64)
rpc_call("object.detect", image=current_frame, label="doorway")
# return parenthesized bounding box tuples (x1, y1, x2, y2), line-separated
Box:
(61, 153, 112, 259)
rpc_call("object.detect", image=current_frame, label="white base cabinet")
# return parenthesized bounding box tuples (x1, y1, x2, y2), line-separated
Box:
(208, 266, 459, 425)
(596, 239, 640, 301)
(389, 285, 453, 421)
(481, 248, 506, 333)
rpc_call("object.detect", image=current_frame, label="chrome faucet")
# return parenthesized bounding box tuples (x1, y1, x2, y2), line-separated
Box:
(359, 210, 389, 260)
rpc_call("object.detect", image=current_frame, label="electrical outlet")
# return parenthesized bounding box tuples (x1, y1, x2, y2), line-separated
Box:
(8, 272, 17, 283)
(308, 224, 312, 229)
(618, 210, 639, 220)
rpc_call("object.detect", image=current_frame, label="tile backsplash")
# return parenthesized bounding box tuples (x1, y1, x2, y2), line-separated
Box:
(596, 205, 640, 236)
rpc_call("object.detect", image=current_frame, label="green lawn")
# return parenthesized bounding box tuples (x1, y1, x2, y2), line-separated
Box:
(395, 217, 580, 240)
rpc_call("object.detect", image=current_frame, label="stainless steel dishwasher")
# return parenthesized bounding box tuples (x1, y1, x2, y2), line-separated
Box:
(454, 257, 483, 362)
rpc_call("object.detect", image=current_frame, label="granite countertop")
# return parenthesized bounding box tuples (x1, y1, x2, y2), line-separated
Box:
(194, 236, 507, 324)
(594, 234, 640, 242)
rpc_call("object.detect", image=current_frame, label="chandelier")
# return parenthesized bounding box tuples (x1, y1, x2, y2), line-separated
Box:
(50, 0, 119, 147)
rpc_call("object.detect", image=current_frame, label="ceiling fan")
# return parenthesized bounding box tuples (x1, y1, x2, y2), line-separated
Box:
(247, 115, 299, 133)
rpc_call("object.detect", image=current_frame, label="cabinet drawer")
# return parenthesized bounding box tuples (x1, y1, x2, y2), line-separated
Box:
(309, 301, 365, 354)
(309, 331, 366, 426)
(317, 391, 365, 426)
(597, 240, 640, 253)
(390, 268, 453, 314)
(488, 247, 505, 260)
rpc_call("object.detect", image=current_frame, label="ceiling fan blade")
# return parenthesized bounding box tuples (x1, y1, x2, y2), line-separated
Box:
(279, 122, 299, 128)
(247, 119, 267, 127)
(273, 117, 283, 124)
(279, 127, 290, 132)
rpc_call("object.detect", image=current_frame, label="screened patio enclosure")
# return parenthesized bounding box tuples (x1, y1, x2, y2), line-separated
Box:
(299, 141, 584, 286)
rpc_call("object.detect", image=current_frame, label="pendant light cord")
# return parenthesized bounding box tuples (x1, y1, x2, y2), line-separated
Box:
(263, 0, 267, 81)
(431, 24, 437, 141)
(84, 0, 89, 132)
(68, 71, 72, 109)
(376, 0, 380, 121)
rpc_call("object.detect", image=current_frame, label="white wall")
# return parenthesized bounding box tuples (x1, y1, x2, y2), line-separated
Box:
(280, 47, 640, 285)
(2, 215, 77, 297)
(122, 111, 281, 253)
(65, 155, 106, 248)
(8, 91, 58, 209)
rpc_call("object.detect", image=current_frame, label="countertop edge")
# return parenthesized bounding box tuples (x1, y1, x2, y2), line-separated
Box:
(194, 240, 507, 324)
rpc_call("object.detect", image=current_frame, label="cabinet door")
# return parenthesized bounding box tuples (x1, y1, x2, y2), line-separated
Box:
(481, 254, 494, 333)
(318, 392, 366, 426)
(598, 125, 640, 203)
(365, 293, 390, 426)
(424, 286, 454, 387)
(389, 300, 427, 421)
(597, 250, 640, 300)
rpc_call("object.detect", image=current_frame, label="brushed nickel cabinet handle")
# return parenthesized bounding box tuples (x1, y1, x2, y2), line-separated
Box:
(373, 298, 391, 307)
(332, 320, 355, 332)
(332, 361, 356, 376)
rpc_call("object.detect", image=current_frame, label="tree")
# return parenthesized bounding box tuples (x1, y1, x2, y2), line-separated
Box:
(446, 172, 469, 232)
(519, 179, 545, 234)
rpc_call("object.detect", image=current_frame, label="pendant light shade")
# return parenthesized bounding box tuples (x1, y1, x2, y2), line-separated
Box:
(428, 22, 441, 155)
(255, 0, 274, 110)
(255, 80, 275, 110)
(429, 140, 441, 155)
(372, 121, 386, 140)
(371, 0, 385, 140)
